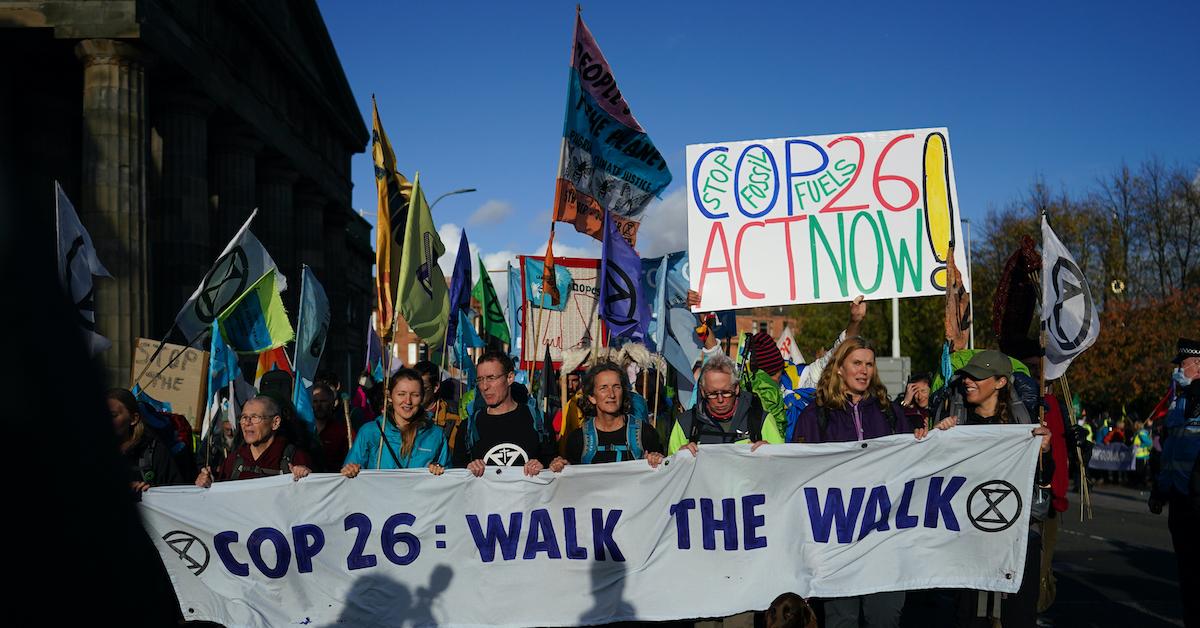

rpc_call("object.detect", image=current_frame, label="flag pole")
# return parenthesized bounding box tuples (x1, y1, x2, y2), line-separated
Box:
(292, 264, 308, 393)
(651, 366, 661, 427)
(1036, 209, 1091, 522)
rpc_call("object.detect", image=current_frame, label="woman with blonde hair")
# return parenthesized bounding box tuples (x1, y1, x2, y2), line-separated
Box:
(790, 337, 911, 446)
(788, 336, 911, 628)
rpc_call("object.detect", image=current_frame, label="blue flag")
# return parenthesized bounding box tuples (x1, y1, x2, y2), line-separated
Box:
(455, 310, 484, 389)
(523, 258, 573, 312)
(447, 229, 473, 344)
(641, 255, 673, 352)
(203, 320, 242, 437)
(293, 266, 330, 384)
(600, 213, 650, 341)
(506, 262, 523, 360)
(131, 385, 185, 454)
(292, 266, 330, 432)
(366, 319, 385, 383)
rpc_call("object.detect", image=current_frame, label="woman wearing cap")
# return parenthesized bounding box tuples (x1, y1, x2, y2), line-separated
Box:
(790, 336, 912, 628)
(916, 349, 1053, 628)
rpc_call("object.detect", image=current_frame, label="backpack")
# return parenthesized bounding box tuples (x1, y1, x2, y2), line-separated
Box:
(817, 400, 898, 442)
(464, 383, 548, 453)
(686, 394, 765, 444)
(581, 416, 646, 464)
(230, 444, 296, 480)
(137, 437, 159, 484)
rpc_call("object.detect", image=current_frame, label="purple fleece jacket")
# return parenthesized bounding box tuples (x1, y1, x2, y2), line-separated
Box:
(791, 396, 911, 443)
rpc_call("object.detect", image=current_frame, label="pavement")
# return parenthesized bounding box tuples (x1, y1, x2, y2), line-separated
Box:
(1041, 483, 1183, 627)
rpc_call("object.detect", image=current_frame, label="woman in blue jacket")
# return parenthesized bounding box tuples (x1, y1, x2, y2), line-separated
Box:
(341, 368, 450, 476)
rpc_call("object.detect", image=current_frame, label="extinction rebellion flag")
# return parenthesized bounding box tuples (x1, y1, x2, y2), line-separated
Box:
(1041, 214, 1100, 380)
(551, 12, 672, 246)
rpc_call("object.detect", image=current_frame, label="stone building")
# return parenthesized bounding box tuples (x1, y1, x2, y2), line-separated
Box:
(1, 0, 372, 388)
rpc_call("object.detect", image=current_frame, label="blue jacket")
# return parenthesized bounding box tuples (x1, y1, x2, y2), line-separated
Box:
(1154, 381, 1200, 500)
(345, 418, 451, 470)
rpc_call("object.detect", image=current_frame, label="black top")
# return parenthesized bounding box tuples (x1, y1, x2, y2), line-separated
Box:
(564, 418, 664, 464)
(124, 434, 185, 487)
(454, 402, 557, 467)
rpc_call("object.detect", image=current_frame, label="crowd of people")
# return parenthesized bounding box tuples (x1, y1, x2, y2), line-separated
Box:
(108, 297, 1200, 628)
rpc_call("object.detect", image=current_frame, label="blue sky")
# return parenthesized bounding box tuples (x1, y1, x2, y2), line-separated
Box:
(319, 0, 1199, 279)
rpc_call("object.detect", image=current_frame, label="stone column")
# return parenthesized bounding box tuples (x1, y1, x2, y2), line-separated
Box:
(294, 184, 327, 279)
(76, 39, 148, 387)
(256, 158, 298, 300)
(153, 88, 212, 334)
(208, 124, 261, 253)
(324, 208, 350, 379)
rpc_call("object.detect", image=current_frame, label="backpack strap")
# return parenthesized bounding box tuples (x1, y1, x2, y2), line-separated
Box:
(137, 437, 158, 483)
(281, 444, 296, 473)
(581, 418, 598, 464)
(628, 416, 645, 460)
(230, 452, 246, 480)
(881, 401, 898, 433)
(748, 398, 764, 443)
(376, 419, 406, 468)
(818, 407, 830, 442)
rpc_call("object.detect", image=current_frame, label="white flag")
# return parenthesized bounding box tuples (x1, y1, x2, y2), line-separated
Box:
(1041, 215, 1100, 380)
(777, 324, 805, 364)
(174, 209, 286, 343)
(55, 181, 112, 355)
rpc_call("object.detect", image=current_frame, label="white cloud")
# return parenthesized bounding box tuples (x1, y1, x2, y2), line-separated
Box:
(633, 187, 688, 258)
(468, 199, 515, 225)
(437, 223, 481, 278)
(533, 236, 599, 260)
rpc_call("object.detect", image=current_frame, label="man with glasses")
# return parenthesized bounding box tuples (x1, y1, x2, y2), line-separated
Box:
(195, 395, 312, 486)
(665, 354, 784, 455)
(453, 350, 556, 476)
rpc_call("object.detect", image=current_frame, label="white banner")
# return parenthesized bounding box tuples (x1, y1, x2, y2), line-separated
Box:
(141, 427, 1039, 627)
(686, 128, 970, 310)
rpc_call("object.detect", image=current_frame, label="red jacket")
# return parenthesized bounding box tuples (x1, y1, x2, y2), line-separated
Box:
(1044, 393, 1069, 513)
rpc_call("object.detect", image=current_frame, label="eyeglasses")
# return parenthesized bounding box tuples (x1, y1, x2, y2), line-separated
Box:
(701, 390, 737, 400)
(478, 373, 510, 385)
(238, 414, 272, 424)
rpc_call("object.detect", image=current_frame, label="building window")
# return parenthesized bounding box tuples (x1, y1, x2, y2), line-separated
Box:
(756, 321, 769, 335)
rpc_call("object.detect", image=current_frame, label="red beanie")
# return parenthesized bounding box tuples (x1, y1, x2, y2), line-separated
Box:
(748, 331, 785, 376)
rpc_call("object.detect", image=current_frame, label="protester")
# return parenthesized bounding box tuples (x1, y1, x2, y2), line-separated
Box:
(765, 593, 818, 628)
(1148, 337, 1200, 628)
(897, 372, 933, 430)
(195, 395, 312, 486)
(1133, 420, 1153, 487)
(454, 350, 556, 476)
(551, 361, 664, 469)
(917, 349, 1053, 628)
(665, 352, 783, 456)
(414, 360, 461, 452)
(789, 336, 910, 627)
(312, 382, 350, 472)
(341, 368, 449, 476)
(108, 388, 185, 492)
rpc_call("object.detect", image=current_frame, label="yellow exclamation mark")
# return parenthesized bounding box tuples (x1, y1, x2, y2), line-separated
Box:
(923, 132, 955, 290)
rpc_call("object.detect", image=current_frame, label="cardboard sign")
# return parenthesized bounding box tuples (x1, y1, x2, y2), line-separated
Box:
(687, 128, 970, 310)
(131, 338, 210, 430)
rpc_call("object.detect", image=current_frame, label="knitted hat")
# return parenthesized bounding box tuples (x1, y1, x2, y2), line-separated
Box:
(748, 331, 785, 376)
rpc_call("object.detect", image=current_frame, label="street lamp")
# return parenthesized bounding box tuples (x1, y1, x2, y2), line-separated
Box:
(430, 187, 477, 210)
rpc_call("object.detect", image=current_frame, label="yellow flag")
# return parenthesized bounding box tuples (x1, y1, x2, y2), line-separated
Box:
(372, 96, 412, 340)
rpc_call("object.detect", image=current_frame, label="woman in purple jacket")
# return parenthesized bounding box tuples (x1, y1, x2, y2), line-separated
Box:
(790, 336, 910, 628)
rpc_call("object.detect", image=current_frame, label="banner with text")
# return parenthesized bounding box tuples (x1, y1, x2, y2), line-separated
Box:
(142, 427, 1039, 628)
(687, 128, 970, 310)
(519, 256, 603, 370)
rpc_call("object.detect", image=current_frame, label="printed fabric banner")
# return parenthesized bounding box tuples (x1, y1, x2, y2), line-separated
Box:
(1087, 442, 1137, 471)
(141, 427, 1040, 628)
(520, 256, 603, 369)
(686, 128, 970, 310)
(551, 14, 672, 246)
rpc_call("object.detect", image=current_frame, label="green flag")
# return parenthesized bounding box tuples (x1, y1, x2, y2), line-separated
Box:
(396, 173, 449, 349)
(473, 255, 510, 343)
(217, 269, 294, 355)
